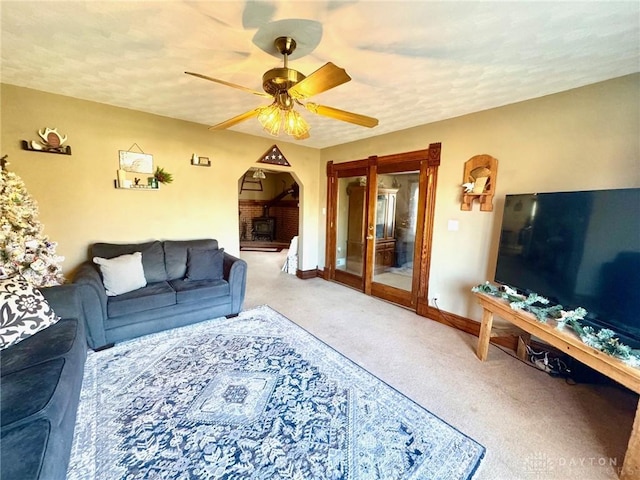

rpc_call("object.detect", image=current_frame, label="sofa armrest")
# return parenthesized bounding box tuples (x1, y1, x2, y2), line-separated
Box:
(223, 252, 247, 314)
(73, 261, 109, 349)
(39, 284, 83, 321)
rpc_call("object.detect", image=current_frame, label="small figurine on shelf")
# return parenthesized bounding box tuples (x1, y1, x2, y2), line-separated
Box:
(462, 182, 475, 193)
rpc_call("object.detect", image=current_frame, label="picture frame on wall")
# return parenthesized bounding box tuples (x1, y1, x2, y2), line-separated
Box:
(119, 151, 153, 174)
(192, 155, 211, 167)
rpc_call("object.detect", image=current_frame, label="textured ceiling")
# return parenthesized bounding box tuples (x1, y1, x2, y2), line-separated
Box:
(2, 1, 639, 149)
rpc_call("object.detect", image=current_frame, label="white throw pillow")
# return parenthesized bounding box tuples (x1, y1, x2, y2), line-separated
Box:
(93, 252, 147, 296)
(0, 275, 61, 350)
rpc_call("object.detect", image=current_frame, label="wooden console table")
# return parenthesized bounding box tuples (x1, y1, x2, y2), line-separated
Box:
(474, 292, 640, 480)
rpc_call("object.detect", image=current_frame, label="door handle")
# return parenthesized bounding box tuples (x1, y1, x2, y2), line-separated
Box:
(366, 235, 374, 240)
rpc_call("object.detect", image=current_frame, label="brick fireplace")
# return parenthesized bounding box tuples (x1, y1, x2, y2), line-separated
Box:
(239, 200, 298, 243)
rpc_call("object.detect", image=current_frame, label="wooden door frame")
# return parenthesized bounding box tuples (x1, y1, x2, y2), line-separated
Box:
(325, 143, 441, 311)
(324, 160, 369, 289)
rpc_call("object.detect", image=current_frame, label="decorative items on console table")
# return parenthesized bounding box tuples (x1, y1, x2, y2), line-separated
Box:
(460, 154, 498, 211)
(472, 282, 640, 367)
(473, 284, 640, 480)
(21, 127, 72, 155)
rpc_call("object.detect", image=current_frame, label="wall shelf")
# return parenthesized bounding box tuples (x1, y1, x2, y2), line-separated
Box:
(461, 192, 492, 212)
(21, 140, 72, 155)
(461, 155, 498, 211)
(113, 179, 158, 190)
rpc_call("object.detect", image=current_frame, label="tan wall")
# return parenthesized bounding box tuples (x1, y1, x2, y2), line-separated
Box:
(0, 84, 321, 276)
(3, 75, 638, 323)
(320, 74, 640, 320)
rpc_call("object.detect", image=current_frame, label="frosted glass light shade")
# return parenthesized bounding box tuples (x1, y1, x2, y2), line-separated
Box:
(284, 109, 310, 139)
(257, 101, 310, 139)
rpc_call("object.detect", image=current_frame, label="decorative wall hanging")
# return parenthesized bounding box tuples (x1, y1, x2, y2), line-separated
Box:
(460, 154, 498, 212)
(258, 145, 290, 166)
(119, 146, 153, 174)
(115, 143, 158, 190)
(191, 154, 211, 167)
(22, 127, 71, 155)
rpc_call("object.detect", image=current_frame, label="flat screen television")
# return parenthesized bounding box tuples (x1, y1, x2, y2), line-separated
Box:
(494, 188, 640, 349)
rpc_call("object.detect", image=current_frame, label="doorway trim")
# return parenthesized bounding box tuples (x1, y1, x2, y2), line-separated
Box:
(324, 143, 441, 312)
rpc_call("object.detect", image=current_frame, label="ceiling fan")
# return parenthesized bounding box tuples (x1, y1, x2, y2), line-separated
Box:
(185, 36, 379, 140)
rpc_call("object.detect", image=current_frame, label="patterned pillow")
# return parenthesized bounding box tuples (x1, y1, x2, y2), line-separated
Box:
(0, 275, 60, 350)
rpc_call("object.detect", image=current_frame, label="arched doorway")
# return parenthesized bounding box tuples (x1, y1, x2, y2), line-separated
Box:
(238, 168, 299, 252)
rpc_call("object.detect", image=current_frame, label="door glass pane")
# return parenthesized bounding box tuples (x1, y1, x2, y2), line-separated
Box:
(335, 176, 366, 276)
(376, 195, 386, 238)
(373, 172, 419, 291)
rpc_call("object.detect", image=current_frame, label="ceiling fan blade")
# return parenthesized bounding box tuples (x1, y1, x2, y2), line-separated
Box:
(305, 102, 378, 128)
(208, 107, 263, 130)
(288, 62, 351, 99)
(185, 71, 271, 98)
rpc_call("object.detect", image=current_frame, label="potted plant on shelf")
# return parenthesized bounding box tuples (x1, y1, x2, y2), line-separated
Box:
(154, 167, 173, 185)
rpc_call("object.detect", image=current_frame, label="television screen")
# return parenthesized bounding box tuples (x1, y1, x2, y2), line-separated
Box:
(495, 188, 640, 348)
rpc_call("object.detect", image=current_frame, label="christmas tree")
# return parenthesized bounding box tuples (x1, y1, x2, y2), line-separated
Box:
(0, 156, 65, 286)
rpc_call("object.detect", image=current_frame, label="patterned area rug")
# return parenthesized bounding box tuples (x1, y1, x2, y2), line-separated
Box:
(68, 306, 485, 479)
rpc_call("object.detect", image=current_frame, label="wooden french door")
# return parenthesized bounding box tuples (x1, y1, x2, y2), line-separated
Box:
(324, 144, 441, 311)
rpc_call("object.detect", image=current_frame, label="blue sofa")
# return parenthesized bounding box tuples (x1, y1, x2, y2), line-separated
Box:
(73, 239, 247, 350)
(0, 284, 87, 480)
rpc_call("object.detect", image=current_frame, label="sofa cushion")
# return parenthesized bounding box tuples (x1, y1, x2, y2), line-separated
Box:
(170, 278, 230, 304)
(92, 241, 167, 283)
(164, 239, 218, 280)
(107, 281, 176, 318)
(186, 248, 224, 281)
(0, 276, 60, 350)
(1, 358, 64, 426)
(1, 419, 50, 480)
(1, 319, 78, 376)
(93, 252, 147, 296)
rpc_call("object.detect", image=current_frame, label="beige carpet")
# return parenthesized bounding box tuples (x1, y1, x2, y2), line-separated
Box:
(241, 249, 639, 480)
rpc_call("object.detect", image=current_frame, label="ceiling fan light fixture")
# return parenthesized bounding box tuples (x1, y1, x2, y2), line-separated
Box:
(284, 109, 310, 138)
(257, 100, 310, 139)
(188, 34, 378, 139)
(258, 103, 283, 136)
